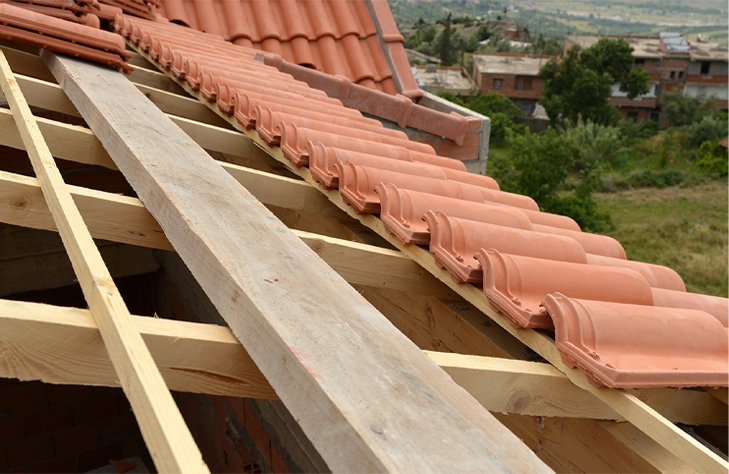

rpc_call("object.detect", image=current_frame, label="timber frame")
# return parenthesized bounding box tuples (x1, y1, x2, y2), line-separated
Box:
(0, 40, 726, 473)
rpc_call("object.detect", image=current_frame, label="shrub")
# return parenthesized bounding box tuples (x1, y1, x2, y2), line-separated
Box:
(686, 115, 729, 149)
(561, 119, 627, 170)
(696, 141, 729, 176)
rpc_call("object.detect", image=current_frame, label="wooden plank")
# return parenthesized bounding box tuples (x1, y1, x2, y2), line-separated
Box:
(0, 50, 208, 473)
(0, 298, 275, 399)
(134, 82, 231, 128)
(139, 49, 728, 471)
(0, 170, 173, 250)
(43, 51, 550, 473)
(0, 43, 55, 83)
(426, 351, 622, 420)
(0, 108, 341, 218)
(0, 170, 455, 298)
(128, 65, 187, 96)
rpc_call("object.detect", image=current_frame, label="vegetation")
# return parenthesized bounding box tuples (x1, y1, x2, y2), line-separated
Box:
(596, 183, 727, 297)
(402, 2, 728, 296)
(539, 38, 649, 125)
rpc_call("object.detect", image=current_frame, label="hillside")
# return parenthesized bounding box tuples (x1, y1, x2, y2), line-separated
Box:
(389, 0, 728, 43)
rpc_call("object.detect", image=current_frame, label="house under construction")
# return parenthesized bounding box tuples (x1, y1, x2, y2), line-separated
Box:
(0, 0, 726, 472)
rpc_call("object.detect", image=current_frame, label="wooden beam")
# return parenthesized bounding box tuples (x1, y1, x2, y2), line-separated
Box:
(0, 108, 340, 218)
(43, 51, 549, 472)
(426, 351, 622, 420)
(0, 50, 208, 473)
(0, 171, 454, 298)
(0, 298, 657, 422)
(0, 298, 275, 399)
(0, 170, 173, 251)
(128, 65, 187, 96)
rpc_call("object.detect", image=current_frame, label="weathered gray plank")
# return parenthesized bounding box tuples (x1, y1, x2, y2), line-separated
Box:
(42, 51, 549, 473)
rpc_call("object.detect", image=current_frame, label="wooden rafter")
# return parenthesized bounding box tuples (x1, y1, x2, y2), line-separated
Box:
(122, 43, 729, 473)
(42, 51, 549, 472)
(0, 50, 209, 472)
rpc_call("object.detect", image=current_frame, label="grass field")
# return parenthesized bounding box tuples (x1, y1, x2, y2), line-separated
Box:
(595, 181, 728, 297)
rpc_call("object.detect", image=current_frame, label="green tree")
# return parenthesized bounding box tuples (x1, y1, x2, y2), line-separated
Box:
(539, 38, 649, 125)
(489, 128, 611, 231)
(662, 91, 720, 127)
(436, 13, 454, 65)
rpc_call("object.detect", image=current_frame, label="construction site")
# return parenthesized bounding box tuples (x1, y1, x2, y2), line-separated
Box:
(0, 0, 726, 472)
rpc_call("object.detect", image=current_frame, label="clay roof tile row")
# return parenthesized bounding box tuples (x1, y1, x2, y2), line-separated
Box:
(0, 3, 131, 71)
(153, 0, 411, 96)
(116, 17, 728, 390)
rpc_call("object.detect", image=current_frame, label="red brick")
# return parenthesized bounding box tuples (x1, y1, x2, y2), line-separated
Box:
(26, 406, 73, 437)
(99, 414, 141, 441)
(72, 395, 119, 425)
(47, 385, 93, 407)
(0, 417, 26, 444)
(30, 455, 78, 473)
(243, 401, 272, 467)
(270, 444, 290, 474)
(210, 395, 228, 427)
(7, 435, 55, 468)
(0, 384, 47, 418)
(77, 444, 123, 472)
(54, 423, 100, 455)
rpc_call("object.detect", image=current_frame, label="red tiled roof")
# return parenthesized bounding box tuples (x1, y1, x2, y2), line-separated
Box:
(152, 0, 419, 97)
(0, 3, 131, 72)
(116, 16, 728, 390)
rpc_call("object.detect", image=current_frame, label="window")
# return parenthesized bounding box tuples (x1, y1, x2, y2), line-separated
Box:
(627, 111, 639, 121)
(678, 71, 684, 79)
(670, 71, 675, 80)
(650, 111, 660, 122)
(701, 62, 711, 74)
(493, 78, 503, 89)
(635, 59, 646, 66)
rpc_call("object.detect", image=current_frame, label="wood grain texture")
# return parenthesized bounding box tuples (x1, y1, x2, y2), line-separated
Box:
(1, 50, 208, 473)
(43, 51, 549, 473)
(0, 299, 276, 399)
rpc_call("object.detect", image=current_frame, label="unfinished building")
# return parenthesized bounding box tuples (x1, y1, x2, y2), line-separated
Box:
(0, 0, 726, 472)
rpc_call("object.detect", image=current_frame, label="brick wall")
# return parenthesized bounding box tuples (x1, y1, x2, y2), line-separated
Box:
(0, 380, 149, 473)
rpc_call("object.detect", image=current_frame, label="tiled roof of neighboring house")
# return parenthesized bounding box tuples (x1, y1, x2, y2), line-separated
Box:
(152, 0, 420, 98)
(473, 53, 554, 77)
(566, 35, 664, 59)
(0, 2, 131, 71)
(118, 15, 728, 390)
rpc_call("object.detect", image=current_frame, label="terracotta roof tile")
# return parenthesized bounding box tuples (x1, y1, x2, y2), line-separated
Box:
(0, 3, 131, 71)
(117, 17, 729, 389)
(308, 145, 499, 190)
(153, 0, 411, 96)
(477, 249, 654, 329)
(545, 294, 728, 388)
(279, 123, 438, 167)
